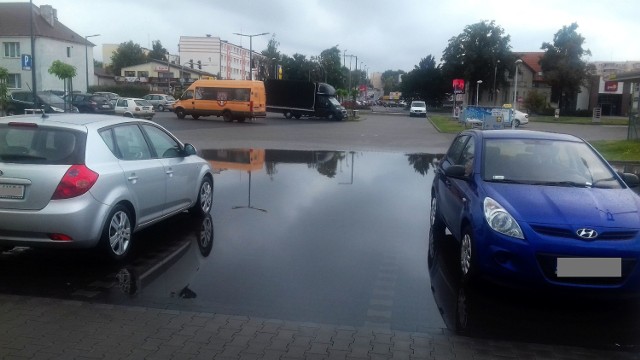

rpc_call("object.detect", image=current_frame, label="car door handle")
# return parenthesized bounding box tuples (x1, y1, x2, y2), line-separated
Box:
(127, 174, 138, 183)
(166, 169, 174, 177)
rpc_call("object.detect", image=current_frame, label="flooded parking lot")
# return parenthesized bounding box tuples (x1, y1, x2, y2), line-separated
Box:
(1, 148, 638, 353)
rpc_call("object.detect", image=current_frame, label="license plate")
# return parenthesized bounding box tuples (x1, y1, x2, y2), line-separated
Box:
(102, 105, 110, 108)
(557, 257, 621, 277)
(0, 184, 25, 199)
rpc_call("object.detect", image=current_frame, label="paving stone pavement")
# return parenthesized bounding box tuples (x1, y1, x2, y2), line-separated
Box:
(0, 294, 638, 360)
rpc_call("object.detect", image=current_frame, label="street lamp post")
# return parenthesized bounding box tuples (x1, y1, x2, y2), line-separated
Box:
(84, 34, 100, 92)
(492, 59, 500, 105)
(476, 80, 483, 105)
(233, 32, 269, 80)
(513, 59, 523, 110)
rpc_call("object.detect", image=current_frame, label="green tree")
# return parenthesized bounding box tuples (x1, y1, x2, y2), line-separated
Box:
(111, 41, 148, 75)
(0, 66, 9, 116)
(261, 34, 281, 79)
(381, 70, 405, 95)
(539, 23, 592, 112)
(48, 60, 77, 111)
(440, 20, 513, 103)
(400, 55, 447, 106)
(523, 89, 547, 114)
(318, 46, 344, 88)
(147, 40, 168, 62)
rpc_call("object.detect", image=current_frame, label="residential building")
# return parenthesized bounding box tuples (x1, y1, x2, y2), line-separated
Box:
(178, 35, 268, 80)
(0, 3, 97, 93)
(119, 59, 216, 93)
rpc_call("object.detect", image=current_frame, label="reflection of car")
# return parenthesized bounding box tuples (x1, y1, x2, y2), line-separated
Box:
(0, 114, 214, 260)
(64, 93, 115, 114)
(114, 98, 155, 119)
(512, 109, 529, 127)
(142, 94, 176, 112)
(409, 100, 427, 117)
(5, 91, 77, 115)
(431, 129, 640, 296)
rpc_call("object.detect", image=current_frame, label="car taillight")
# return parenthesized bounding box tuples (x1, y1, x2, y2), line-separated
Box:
(51, 165, 99, 200)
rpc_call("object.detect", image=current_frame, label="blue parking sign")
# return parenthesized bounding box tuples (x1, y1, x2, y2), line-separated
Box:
(21, 54, 32, 70)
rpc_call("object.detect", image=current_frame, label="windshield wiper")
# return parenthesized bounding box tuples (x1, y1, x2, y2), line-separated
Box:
(530, 180, 590, 188)
(485, 178, 529, 184)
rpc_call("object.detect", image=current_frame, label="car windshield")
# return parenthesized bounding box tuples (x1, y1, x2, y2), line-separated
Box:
(37, 92, 65, 105)
(328, 97, 341, 106)
(482, 138, 621, 188)
(135, 99, 152, 106)
(412, 101, 426, 107)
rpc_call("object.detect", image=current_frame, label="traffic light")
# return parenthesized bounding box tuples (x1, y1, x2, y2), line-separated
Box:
(189, 60, 193, 69)
(197, 60, 202, 70)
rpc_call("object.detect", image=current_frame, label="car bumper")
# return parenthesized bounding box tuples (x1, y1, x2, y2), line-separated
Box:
(472, 224, 640, 296)
(0, 193, 111, 249)
(410, 110, 427, 117)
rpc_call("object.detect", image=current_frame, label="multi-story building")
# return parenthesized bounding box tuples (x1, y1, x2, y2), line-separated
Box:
(178, 35, 268, 80)
(0, 3, 97, 94)
(118, 59, 215, 93)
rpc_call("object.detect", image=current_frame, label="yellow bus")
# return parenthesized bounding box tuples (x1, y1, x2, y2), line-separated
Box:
(173, 80, 267, 122)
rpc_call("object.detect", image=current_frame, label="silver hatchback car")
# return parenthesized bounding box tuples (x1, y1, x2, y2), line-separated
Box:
(0, 114, 214, 260)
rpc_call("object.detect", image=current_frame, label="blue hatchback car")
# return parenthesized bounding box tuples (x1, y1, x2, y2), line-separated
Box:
(431, 129, 640, 296)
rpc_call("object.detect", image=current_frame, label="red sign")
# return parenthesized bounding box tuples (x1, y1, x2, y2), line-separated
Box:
(604, 81, 618, 92)
(453, 79, 465, 94)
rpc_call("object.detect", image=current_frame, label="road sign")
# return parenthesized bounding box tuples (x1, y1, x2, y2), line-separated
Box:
(21, 54, 32, 71)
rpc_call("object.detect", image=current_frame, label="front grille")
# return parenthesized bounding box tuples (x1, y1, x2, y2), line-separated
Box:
(531, 225, 638, 241)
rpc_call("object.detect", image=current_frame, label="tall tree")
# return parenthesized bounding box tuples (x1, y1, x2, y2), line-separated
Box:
(110, 41, 148, 76)
(539, 23, 592, 112)
(318, 46, 344, 88)
(48, 60, 76, 111)
(261, 34, 281, 79)
(400, 55, 447, 106)
(441, 20, 513, 102)
(381, 70, 405, 95)
(148, 40, 168, 62)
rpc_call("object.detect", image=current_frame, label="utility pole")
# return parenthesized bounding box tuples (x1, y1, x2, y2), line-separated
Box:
(233, 32, 269, 80)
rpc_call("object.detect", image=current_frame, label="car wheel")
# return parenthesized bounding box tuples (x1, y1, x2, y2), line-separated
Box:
(158, 105, 165, 112)
(192, 115, 200, 120)
(460, 226, 476, 283)
(125, 113, 134, 118)
(222, 111, 233, 122)
(99, 204, 133, 261)
(327, 113, 334, 121)
(514, 119, 521, 127)
(294, 114, 301, 119)
(176, 108, 186, 119)
(190, 176, 213, 216)
(284, 111, 293, 119)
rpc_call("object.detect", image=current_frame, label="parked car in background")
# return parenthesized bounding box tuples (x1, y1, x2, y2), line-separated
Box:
(0, 114, 214, 260)
(409, 100, 427, 117)
(114, 98, 155, 119)
(5, 91, 77, 115)
(512, 109, 529, 127)
(431, 129, 640, 297)
(143, 94, 176, 112)
(94, 92, 120, 107)
(64, 93, 115, 114)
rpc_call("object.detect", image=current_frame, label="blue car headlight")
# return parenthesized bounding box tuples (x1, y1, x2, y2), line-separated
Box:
(483, 197, 524, 239)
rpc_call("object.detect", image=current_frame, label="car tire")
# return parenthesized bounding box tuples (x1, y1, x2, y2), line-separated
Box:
(158, 105, 165, 112)
(460, 225, 476, 284)
(192, 115, 200, 120)
(294, 114, 301, 119)
(222, 111, 233, 122)
(190, 176, 213, 216)
(99, 204, 133, 261)
(430, 196, 446, 237)
(284, 111, 293, 119)
(176, 108, 186, 119)
(124, 113, 134, 118)
(514, 119, 521, 127)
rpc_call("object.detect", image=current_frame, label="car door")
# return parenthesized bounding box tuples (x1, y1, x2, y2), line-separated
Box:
(110, 124, 167, 227)
(140, 124, 198, 215)
(437, 134, 475, 235)
(115, 98, 128, 115)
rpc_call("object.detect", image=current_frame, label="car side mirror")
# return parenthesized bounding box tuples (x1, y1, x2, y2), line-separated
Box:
(183, 143, 197, 156)
(620, 172, 639, 188)
(444, 164, 467, 178)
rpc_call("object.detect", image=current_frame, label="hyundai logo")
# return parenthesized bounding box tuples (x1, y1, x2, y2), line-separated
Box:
(576, 228, 598, 239)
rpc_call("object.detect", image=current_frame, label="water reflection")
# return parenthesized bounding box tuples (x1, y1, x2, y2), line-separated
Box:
(428, 228, 640, 351)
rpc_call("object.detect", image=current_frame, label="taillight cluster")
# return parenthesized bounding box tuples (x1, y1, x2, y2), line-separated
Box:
(51, 165, 99, 200)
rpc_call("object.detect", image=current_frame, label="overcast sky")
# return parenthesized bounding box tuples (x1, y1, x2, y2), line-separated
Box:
(17, 0, 640, 73)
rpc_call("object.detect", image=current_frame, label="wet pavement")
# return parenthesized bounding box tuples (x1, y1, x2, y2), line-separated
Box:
(1, 149, 639, 359)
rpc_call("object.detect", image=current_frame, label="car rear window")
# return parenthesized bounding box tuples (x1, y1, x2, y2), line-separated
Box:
(0, 124, 85, 165)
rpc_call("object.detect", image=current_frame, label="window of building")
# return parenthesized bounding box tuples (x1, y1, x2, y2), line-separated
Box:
(67, 47, 71, 57)
(124, 71, 136, 77)
(7, 74, 21, 89)
(138, 71, 149, 78)
(3, 42, 20, 58)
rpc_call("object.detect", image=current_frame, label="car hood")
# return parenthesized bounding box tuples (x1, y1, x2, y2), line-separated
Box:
(483, 182, 640, 228)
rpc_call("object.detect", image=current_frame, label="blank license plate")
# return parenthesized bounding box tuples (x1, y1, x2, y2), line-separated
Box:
(557, 257, 621, 277)
(0, 184, 25, 199)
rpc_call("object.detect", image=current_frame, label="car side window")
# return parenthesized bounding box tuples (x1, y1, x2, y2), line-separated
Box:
(446, 135, 469, 165)
(113, 125, 152, 161)
(141, 124, 182, 158)
(461, 137, 475, 176)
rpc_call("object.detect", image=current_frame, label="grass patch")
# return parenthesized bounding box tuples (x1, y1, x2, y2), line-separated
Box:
(532, 116, 628, 126)
(589, 140, 640, 162)
(429, 115, 466, 133)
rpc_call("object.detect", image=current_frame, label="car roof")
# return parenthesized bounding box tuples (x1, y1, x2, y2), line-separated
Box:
(0, 113, 156, 131)
(464, 129, 583, 142)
